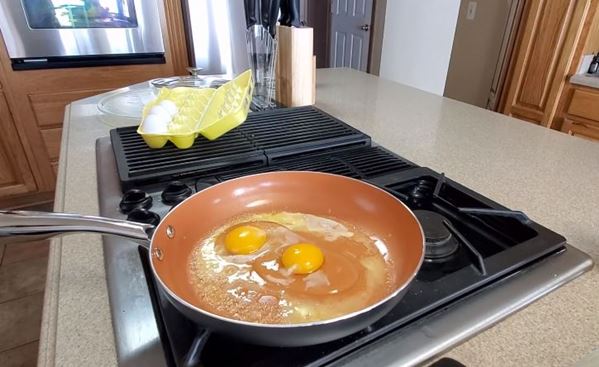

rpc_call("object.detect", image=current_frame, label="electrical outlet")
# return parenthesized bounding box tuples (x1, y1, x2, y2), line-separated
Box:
(466, 1, 477, 20)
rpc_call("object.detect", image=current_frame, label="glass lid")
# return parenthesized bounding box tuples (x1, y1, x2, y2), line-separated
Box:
(151, 68, 229, 89)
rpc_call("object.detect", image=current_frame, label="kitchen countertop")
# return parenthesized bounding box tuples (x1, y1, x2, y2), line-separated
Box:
(39, 68, 599, 367)
(570, 73, 599, 89)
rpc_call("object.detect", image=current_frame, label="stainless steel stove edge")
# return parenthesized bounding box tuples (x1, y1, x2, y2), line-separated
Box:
(331, 245, 593, 367)
(97, 138, 167, 367)
(96, 137, 594, 367)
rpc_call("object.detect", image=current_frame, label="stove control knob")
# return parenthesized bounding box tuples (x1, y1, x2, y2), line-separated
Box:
(119, 189, 153, 214)
(127, 208, 161, 227)
(161, 181, 193, 205)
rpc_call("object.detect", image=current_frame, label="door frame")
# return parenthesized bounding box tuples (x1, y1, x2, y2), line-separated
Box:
(368, 0, 387, 75)
(304, 0, 386, 74)
(488, 0, 526, 111)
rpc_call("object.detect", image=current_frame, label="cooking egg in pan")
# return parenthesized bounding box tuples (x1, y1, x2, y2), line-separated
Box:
(187, 212, 394, 324)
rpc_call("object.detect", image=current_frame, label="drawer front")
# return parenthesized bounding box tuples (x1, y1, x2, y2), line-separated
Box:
(562, 118, 599, 140)
(0, 91, 37, 196)
(566, 89, 599, 121)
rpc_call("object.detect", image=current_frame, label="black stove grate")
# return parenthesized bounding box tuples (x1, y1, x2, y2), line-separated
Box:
(217, 146, 414, 181)
(238, 106, 370, 159)
(325, 145, 414, 177)
(110, 106, 371, 190)
(110, 128, 265, 190)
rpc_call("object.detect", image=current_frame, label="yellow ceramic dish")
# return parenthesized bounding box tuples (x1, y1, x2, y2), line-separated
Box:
(137, 70, 253, 149)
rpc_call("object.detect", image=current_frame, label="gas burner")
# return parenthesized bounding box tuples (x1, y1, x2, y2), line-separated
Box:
(413, 210, 459, 261)
(119, 189, 152, 213)
(161, 181, 192, 205)
(127, 208, 161, 226)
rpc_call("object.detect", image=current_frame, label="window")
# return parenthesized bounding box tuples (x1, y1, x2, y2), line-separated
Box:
(22, 0, 138, 29)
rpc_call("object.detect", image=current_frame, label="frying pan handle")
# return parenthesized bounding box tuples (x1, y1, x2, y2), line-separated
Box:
(0, 210, 153, 247)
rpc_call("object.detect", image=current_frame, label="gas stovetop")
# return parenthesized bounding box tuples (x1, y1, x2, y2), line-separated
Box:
(96, 107, 593, 367)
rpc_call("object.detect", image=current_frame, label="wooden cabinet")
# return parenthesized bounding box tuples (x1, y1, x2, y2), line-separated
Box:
(0, 0, 189, 207)
(30, 89, 112, 176)
(561, 85, 599, 139)
(501, 0, 596, 126)
(566, 88, 599, 120)
(563, 118, 599, 139)
(0, 91, 37, 200)
(548, 0, 599, 142)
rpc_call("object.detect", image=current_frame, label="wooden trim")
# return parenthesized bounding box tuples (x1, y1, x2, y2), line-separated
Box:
(0, 91, 37, 197)
(0, 91, 36, 193)
(564, 112, 599, 127)
(493, 0, 525, 111)
(541, 0, 593, 127)
(555, 85, 577, 131)
(0, 190, 54, 210)
(551, 0, 599, 130)
(510, 105, 544, 121)
(368, 0, 387, 76)
(584, 3, 599, 53)
(498, 0, 531, 112)
(161, 0, 190, 75)
(501, 0, 542, 115)
(39, 128, 62, 161)
(562, 117, 599, 139)
(0, 40, 55, 191)
(511, 114, 542, 124)
(51, 161, 58, 176)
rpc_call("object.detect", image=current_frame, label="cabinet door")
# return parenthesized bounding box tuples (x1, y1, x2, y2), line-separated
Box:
(501, 0, 594, 126)
(0, 91, 37, 199)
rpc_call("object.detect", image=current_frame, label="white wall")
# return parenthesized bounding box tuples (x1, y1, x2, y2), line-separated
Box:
(379, 0, 461, 95)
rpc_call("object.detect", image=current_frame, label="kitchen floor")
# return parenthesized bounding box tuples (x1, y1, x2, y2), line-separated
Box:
(0, 202, 53, 367)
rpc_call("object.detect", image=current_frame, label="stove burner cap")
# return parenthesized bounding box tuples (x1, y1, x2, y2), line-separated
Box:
(413, 210, 459, 260)
(127, 209, 161, 226)
(119, 189, 152, 214)
(161, 181, 192, 205)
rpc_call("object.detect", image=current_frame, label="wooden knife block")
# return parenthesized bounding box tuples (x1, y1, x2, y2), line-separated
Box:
(276, 25, 315, 107)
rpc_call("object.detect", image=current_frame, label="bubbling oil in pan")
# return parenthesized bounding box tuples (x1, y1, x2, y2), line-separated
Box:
(187, 212, 396, 324)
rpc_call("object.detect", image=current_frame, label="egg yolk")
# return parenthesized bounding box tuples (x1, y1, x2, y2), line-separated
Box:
(224, 225, 267, 254)
(281, 243, 324, 274)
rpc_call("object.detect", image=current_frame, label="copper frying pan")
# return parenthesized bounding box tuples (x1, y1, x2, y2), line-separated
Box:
(0, 171, 424, 346)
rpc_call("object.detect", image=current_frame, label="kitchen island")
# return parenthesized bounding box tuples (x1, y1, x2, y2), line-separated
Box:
(40, 68, 598, 366)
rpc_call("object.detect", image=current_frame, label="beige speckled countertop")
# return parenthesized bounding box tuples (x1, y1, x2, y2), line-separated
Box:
(39, 68, 599, 367)
(570, 73, 599, 89)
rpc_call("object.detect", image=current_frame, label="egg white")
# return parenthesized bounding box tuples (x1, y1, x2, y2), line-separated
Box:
(142, 114, 169, 134)
(159, 100, 178, 116)
(148, 105, 172, 121)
